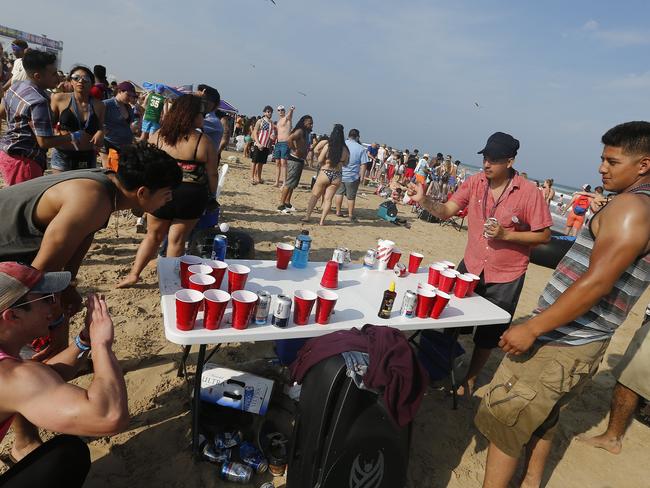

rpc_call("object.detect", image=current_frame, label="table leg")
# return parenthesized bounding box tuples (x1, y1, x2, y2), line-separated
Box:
(448, 329, 460, 410)
(191, 344, 207, 458)
(177, 345, 192, 378)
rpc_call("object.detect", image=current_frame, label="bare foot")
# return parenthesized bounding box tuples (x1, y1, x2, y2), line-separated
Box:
(577, 433, 622, 454)
(456, 379, 475, 398)
(116, 274, 140, 289)
(300, 217, 310, 223)
(319, 220, 327, 226)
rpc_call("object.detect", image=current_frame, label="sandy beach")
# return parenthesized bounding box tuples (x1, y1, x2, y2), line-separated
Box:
(1, 150, 648, 487)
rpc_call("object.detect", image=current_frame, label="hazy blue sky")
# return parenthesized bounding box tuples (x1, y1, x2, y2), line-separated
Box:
(3, 0, 650, 187)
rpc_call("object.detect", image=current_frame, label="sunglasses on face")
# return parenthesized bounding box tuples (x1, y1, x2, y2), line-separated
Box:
(71, 74, 91, 83)
(9, 293, 57, 310)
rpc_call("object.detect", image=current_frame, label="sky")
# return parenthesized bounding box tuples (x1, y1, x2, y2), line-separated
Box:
(3, 0, 650, 188)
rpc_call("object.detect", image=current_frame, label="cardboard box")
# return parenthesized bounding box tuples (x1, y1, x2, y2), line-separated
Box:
(200, 364, 274, 415)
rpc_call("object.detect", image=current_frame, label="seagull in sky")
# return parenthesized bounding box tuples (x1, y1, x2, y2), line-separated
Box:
(297, 91, 307, 97)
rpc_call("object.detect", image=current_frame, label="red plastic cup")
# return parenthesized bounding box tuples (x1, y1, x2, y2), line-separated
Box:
(179, 255, 203, 288)
(440, 260, 456, 269)
(227, 264, 251, 294)
(430, 290, 451, 319)
(231, 290, 258, 330)
(417, 282, 437, 294)
(188, 264, 214, 281)
(465, 273, 480, 295)
(315, 290, 338, 325)
(293, 290, 317, 325)
(438, 269, 457, 293)
(188, 273, 216, 293)
(202, 259, 228, 288)
(427, 263, 447, 287)
(387, 248, 402, 270)
(175, 289, 204, 331)
(408, 252, 424, 274)
(203, 289, 230, 330)
(320, 260, 339, 289)
(416, 287, 437, 318)
(454, 274, 473, 298)
(276, 243, 294, 270)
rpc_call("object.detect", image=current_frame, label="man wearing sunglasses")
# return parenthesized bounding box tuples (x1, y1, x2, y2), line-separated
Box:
(0, 262, 128, 485)
(0, 50, 88, 186)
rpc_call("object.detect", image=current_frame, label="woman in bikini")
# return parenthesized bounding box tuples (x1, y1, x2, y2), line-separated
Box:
(301, 124, 349, 226)
(50, 65, 105, 172)
(117, 95, 218, 288)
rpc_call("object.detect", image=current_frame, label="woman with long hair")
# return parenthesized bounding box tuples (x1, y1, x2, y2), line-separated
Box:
(50, 65, 105, 172)
(117, 94, 218, 288)
(301, 124, 349, 225)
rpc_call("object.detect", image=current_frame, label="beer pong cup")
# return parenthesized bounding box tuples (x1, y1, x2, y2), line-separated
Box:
(416, 287, 437, 318)
(454, 274, 473, 298)
(417, 282, 437, 294)
(276, 243, 294, 269)
(227, 264, 251, 294)
(320, 260, 339, 289)
(188, 273, 216, 293)
(408, 252, 424, 274)
(464, 273, 480, 294)
(175, 289, 204, 331)
(387, 248, 402, 269)
(203, 289, 230, 330)
(440, 260, 456, 269)
(376, 240, 395, 271)
(430, 290, 451, 319)
(427, 263, 447, 287)
(438, 269, 457, 293)
(188, 264, 214, 279)
(202, 259, 227, 288)
(293, 290, 317, 325)
(231, 290, 258, 330)
(179, 255, 203, 288)
(315, 290, 338, 325)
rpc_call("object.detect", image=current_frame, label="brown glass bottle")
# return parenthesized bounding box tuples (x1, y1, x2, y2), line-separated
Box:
(378, 281, 397, 319)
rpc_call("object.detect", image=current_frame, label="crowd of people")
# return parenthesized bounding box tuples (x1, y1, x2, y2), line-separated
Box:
(0, 37, 648, 488)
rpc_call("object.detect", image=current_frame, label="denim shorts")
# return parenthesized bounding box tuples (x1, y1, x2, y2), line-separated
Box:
(50, 149, 97, 171)
(141, 119, 160, 134)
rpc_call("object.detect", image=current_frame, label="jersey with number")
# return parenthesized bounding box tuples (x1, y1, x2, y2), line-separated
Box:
(143, 93, 165, 122)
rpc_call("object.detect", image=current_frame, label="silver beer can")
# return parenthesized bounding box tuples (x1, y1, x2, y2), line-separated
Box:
(363, 249, 376, 268)
(332, 248, 346, 269)
(255, 291, 271, 325)
(401, 290, 417, 318)
(272, 295, 292, 328)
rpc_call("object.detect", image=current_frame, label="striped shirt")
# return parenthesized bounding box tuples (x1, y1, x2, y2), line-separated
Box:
(536, 188, 650, 345)
(0, 80, 54, 165)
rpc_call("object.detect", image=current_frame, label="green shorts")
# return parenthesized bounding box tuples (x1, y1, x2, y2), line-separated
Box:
(474, 339, 609, 458)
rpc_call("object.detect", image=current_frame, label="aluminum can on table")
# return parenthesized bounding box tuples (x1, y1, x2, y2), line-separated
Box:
(272, 295, 292, 328)
(363, 249, 376, 268)
(332, 248, 346, 269)
(220, 462, 252, 483)
(254, 291, 271, 325)
(211, 234, 228, 261)
(393, 263, 408, 277)
(400, 290, 417, 318)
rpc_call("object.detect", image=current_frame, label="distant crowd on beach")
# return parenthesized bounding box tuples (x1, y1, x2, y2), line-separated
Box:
(0, 38, 649, 488)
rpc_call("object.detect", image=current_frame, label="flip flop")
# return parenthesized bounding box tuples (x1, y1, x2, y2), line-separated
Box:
(0, 452, 18, 468)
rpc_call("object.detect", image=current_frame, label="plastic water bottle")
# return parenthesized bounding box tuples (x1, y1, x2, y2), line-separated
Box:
(291, 230, 312, 268)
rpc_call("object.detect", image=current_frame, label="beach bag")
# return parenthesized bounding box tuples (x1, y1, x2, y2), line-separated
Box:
(573, 195, 589, 215)
(377, 201, 398, 222)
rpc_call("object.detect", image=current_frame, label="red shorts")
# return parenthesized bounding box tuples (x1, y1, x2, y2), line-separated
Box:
(0, 151, 44, 186)
(405, 168, 415, 179)
(566, 210, 585, 229)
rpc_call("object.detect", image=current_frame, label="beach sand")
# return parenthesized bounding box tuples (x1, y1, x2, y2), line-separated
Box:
(2, 150, 649, 487)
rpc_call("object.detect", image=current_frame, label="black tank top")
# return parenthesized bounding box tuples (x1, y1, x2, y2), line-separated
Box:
(157, 133, 207, 185)
(0, 169, 117, 263)
(59, 95, 100, 135)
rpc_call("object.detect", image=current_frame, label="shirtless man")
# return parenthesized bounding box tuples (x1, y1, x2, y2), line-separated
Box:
(542, 179, 555, 206)
(278, 115, 314, 213)
(273, 105, 295, 187)
(0, 266, 128, 483)
(0, 143, 181, 360)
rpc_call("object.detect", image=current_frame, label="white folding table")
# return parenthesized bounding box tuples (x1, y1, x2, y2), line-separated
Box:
(157, 257, 511, 455)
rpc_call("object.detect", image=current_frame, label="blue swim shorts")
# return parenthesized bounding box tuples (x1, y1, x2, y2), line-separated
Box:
(141, 119, 161, 134)
(273, 141, 290, 160)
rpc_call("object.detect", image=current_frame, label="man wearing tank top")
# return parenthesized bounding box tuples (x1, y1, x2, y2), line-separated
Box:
(475, 121, 650, 488)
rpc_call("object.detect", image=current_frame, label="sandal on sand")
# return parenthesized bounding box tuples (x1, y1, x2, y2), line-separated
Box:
(0, 452, 18, 468)
(335, 213, 345, 218)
